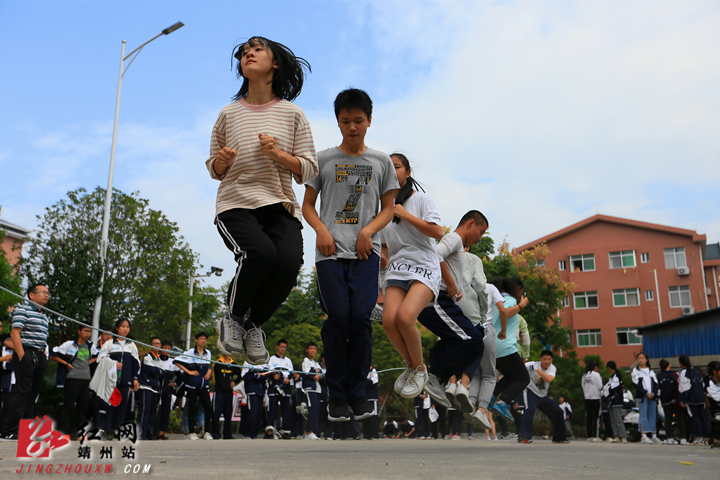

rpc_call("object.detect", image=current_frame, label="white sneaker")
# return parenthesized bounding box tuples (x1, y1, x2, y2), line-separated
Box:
(425, 374, 452, 408)
(679, 438, 689, 445)
(394, 365, 412, 394)
(592, 437, 605, 443)
(203, 432, 213, 440)
(445, 382, 458, 406)
(641, 437, 653, 444)
(186, 433, 199, 441)
(244, 324, 270, 365)
(216, 311, 246, 361)
(652, 437, 662, 444)
(472, 408, 492, 431)
(454, 384, 474, 413)
(664, 438, 678, 445)
(401, 366, 428, 398)
(468, 435, 475, 440)
(304, 432, 319, 440)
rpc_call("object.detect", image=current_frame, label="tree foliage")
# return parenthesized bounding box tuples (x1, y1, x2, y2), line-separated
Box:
(19, 187, 217, 346)
(0, 228, 23, 325)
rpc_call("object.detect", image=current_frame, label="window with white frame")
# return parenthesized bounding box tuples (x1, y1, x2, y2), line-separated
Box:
(613, 288, 640, 307)
(561, 296, 569, 308)
(569, 254, 595, 272)
(576, 329, 602, 347)
(640, 252, 650, 263)
(664, 247, 687, 269)
(559, 260, 566, 271)
(573, 291, 599, 309)
(645, 290, 654, 301)
(668, 286, 691, 308)
(534, 259, 545, 268)
(609, 250, 636, 269)
(616, 328, 642, 346)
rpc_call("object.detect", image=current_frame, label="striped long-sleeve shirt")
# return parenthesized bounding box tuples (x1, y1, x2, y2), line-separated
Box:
(11, 303, 49, 350)
(205, 97, 318, 221)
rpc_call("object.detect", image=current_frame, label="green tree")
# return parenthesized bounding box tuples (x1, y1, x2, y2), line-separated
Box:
(0, 228, 23, 324)
(19, 187, 214, 346)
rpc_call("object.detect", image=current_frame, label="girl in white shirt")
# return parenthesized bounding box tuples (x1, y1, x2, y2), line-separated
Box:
(380, 154, 443, 399)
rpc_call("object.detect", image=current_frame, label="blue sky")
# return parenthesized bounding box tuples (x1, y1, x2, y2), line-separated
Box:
(1, 1, 719, 291)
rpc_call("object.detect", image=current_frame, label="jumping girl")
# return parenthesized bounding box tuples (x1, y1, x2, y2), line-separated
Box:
(380, 153, 443, 399)
(207, 37, 318, 365)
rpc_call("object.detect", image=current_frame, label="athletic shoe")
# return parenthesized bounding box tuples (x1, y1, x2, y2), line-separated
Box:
(680, 438, 689, 445)
(586, 437, 595, 442)
(641, 437, 653, 444)
(349, 396, 375, 421)
(203, 432, 213, 440)
(652, 437, 663, 445)
(472, 408, 493, 431)
(518, 437, 533, 443)
(591, 437, 605, 443)
(491, 400, 514, 422)
(216, 311, 246, 361)
(611, 437, 621, 443)
(401, 366, 429, 399)
(468, 435, 475, 440)
(664, 438, 678, 445)
(157, 434, 169, 441)
(452, 434, 461, 440)
(394, 365, 411, 394)
(425, 373, 452, 408)
(445, 382, 457, 406)
(691, 439, 706, 446)
(186, 433, 199, 441)
(621, 438, 627, 443)
(244, 324, 270, 365)
(327, 398, 352, 422)
(485, 436, 491, 440)
(370, 304, 384, 323)
(454, 384, 474, 413)
(304, 432, 319, 440)
(491, 437, 498, 441)
(552, 439, 571, 444)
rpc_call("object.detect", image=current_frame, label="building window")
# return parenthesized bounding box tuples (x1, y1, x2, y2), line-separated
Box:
(569, 254, 595, 272)
(613, 288, 640, 307)
(573, 291, 599, 309)
(609, 250, 636, 269)
(645, 290, 654, 301)
(534, 259, 545, 268)
(561, 296, 569, 308)
(668, 286, 691, 308)
(577, 329, 602, 347)
(559, 260, 566, 271)
(640, 252, 650, 263)
(664, 247, 687, 269)
(616, 328, 642, 346)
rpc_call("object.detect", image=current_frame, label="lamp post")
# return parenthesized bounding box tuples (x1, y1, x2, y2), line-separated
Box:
(187, 267, 223, 350)
(91, 22, 185, 343)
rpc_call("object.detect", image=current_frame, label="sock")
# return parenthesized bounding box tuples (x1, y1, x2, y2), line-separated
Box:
(652, 433, 657, 439)
(641, 433, 647, 439)
(242, 318, 256, 331)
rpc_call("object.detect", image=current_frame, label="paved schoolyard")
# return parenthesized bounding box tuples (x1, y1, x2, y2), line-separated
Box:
(1, 437, 718, 478)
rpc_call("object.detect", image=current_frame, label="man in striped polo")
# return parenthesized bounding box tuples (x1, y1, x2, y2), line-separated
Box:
(0, 283, 51, 440)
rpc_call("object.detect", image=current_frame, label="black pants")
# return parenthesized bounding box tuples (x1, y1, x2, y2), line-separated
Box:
(493, 353, 530, 404)
(216, 204, 303, 327)
(266, 394, 293, 433)
(585, 399, 600, 438)
(186, 388, 213, 435)
(212, 391, 234, 439)
(0, 347, 47, 436)
(520, 390, 566, 441)
(662, 403, 686, 440)
(59, 378, 91, 437)
(158, 393, 172, 432)
(362, 399, 379, 438)
(136, 389, 159, 438)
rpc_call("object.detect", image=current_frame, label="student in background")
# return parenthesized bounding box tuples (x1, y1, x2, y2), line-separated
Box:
(301, 342, 323, 440)
(137, 337, 164, 440)
(632, 353, 660, 444)
(175, 332, 213, 441)
(604, 361, 627, 443)
(657, 358, 685, 445)
(582, 360, 603, 442)
(678, 355, 710, 445)
(212, 352, 242, 439)
(557, 395, 574, 439)
(156, 340, 177, 441)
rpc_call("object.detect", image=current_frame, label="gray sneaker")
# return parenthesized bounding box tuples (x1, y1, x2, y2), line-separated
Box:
(244, 324, 270, 365)
(394, 365, 412, 394)
(471, 408, 492, 430)
(216, 312, 246, 361)
(401, 366, 428, 399)
(425, 373, 452, 408)
(370, 304, 384, 323)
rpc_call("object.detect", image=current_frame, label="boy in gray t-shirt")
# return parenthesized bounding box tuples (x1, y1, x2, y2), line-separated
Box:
(303, 88, 399, 423)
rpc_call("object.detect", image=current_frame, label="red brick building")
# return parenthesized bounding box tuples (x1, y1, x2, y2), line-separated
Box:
(1, 217, 31, 267)
(517, 214, 718, 367)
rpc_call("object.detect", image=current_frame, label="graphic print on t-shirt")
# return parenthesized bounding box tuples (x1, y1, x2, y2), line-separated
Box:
(334, 164, 372, 225)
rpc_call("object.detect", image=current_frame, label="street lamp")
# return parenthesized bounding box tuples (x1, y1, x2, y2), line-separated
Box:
(187, 267, 223, 350)
(91, 22, 185, 343)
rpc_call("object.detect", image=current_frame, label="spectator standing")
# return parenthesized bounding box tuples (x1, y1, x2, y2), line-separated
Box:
(604, 361, 627, 443)
(212, 352, 242, 439)
(241, 360, 268, 439)
(678, 355, 710, 445)
(581, 360, 603, 441)
(557, 396, 574, 439)
(156, 340, 177, 440)
(301, 342, 322, 440)
(175, 332, 213, 441)
(266, 339, 294, 438)
(657, 359, 685, 445)
(631, 353, 660, 444)
(136, 337, 164, 440)
(1, 284, 51, 440)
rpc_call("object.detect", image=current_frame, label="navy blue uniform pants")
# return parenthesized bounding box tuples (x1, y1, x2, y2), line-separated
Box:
(520, 389, 566, 441)
(212, 391, 234, 439)
(136, 388, 159, 438)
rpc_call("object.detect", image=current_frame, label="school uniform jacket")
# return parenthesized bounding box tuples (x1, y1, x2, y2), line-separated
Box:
(678, 368, 705, 405)
(138, 352, 164, 393)
(242, 362, 267, 397)
(603, 373, 624, 407)
(159, 355, 178, 396)
(266, 355, 293, 396)
(97, 339, 140, 388)
(656, 370, 679, 405)
(174, 348, 212, 390)
(301, 357, 322, 394)
(631, 367, 658, 402)
(705, 377, 720, 417)
(213, 357, 242, 394)
(51, 339, 95, 388)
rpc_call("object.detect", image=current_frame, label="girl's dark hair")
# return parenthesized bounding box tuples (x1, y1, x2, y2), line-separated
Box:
(708, 361, 720, 376)
(659, 359, 670, 371)
(114, 318, 131, 332)
(584, 360, 597, 374)
(679, 355, 692, 369)
(606, 360, 617, 372)
(232, 36, 310, 102)
(488, 278, 505, 292)
(503, 277, 524, 296)
(390, 153, 425, 224)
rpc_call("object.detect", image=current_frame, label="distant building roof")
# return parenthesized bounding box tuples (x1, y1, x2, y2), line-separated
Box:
(0, 218, 32, 241)
(706, 242, 720, 261)
(517, 214, 707, 252)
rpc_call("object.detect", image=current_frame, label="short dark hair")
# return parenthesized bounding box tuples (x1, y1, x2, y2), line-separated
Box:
(458, 210, 488, 229)
(277, 339, 288, 346)
(161, 339, 173, 348)
(27, 283, 47, 297)
(150, 336, 161, 345)
(659, 359, 670, 371)
(503, 277, 524, 296)
(540, 350, 553, 358)
(195, 331, 209, 340)
(334, 88, 373, 119)
(231, 36, 310, 102)
(708, 361, 720, 377)
(78, 325, 92, 332)
(678, 355, 691, 369)
(306, 342, 317, 349)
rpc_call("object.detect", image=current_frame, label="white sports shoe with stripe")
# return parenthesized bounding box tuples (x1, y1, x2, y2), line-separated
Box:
(216, 311, 246, 361)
